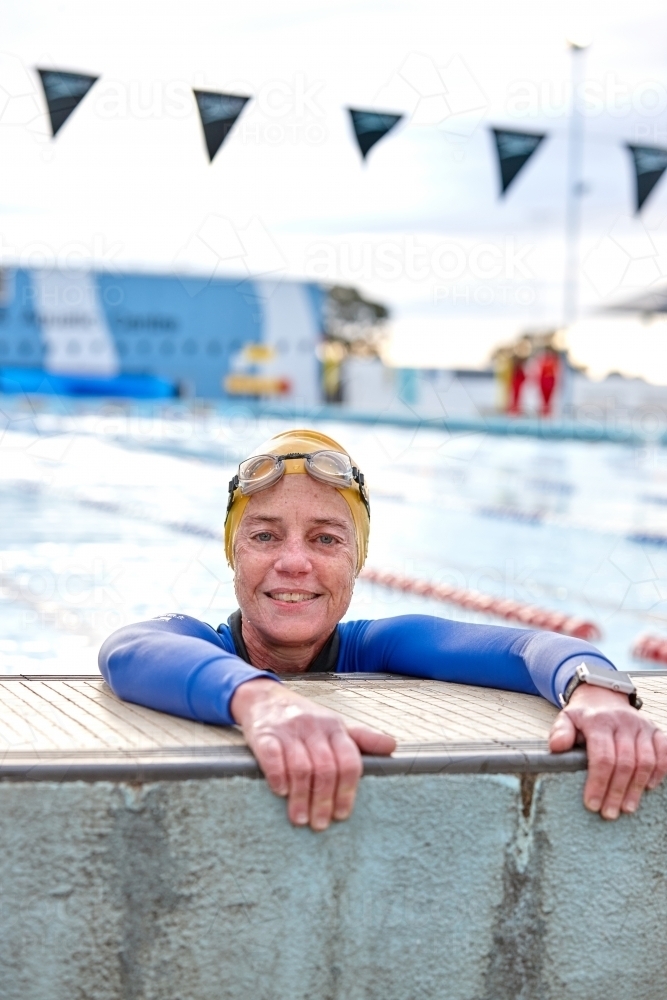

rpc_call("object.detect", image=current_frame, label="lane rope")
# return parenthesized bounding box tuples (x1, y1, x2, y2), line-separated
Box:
(360, 568, 601, 641)
(632, 634, 667, 664)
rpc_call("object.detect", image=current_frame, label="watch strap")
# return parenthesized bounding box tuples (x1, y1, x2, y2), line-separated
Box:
(560, 670, 642, 710)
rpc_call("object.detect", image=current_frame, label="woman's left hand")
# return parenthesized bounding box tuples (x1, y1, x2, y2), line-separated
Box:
(549, 685, 667, 820)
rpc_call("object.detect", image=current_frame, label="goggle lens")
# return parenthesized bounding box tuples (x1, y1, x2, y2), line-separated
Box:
(238, 455, 284, 495)
(306, 450, 353, 487)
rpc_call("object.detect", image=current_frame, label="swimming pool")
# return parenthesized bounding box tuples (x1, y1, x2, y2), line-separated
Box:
(1, 396, 666, 674)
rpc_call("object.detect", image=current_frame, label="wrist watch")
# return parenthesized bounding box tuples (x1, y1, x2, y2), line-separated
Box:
(559, 661, 642, 710)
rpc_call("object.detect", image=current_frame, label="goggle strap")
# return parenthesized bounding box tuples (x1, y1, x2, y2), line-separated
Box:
(224, 475, 239, 525)
(351, 467, 371, 519)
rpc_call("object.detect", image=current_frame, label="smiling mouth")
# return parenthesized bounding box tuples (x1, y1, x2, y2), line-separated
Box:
(267, 591, 319, 603)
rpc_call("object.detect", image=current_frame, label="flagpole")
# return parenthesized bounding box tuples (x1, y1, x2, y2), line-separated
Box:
(563, 39, 589, 327)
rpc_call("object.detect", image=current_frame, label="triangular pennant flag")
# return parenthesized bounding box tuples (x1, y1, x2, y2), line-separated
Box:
(348, 108, 403, 160)
(626, 144, 667, 212)
(37, 69, 98, 136)
(491, 128, 546, 195)
(193, 90, 250, 161)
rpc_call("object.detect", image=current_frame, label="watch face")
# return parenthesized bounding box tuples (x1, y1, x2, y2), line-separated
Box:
(579, 662, 636, 696)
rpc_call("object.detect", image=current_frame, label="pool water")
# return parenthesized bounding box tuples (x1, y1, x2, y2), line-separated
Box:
(1, 396, 667, 674)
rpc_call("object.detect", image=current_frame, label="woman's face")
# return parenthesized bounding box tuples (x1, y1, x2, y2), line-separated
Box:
(233, 473, 357, 649)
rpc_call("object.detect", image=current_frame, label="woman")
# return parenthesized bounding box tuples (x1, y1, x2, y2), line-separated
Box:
(100, 429, 667, 831)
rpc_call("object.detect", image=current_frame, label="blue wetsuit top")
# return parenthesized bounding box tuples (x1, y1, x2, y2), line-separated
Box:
(98, 612, 615, 726)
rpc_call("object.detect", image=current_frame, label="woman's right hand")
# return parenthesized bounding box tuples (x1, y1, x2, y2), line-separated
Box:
(231, 678, 396, 832)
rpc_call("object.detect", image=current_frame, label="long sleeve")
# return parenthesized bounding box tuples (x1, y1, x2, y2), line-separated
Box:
(338, 616, 615, 707)
(98, 614, 280, 725)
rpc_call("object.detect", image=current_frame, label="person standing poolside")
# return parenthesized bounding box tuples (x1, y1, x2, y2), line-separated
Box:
(505, 337, 534, 416)
(100, 429, 667, 831)
(494, 347, 513, 413)
(508, 351, 527, 415)
(538, 346, 560, 417)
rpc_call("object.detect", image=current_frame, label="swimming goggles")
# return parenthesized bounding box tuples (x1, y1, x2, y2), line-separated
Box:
(225, 451, 370, 523)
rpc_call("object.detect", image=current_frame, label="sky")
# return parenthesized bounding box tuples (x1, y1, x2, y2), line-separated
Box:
(3, 0, 667, 376)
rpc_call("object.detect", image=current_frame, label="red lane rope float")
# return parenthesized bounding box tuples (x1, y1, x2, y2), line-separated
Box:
(632, 634, 667, 665)
(360, 568, 601, 641)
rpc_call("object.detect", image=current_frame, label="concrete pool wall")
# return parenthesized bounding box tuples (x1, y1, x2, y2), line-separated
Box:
(2, 673, 667, 1000)
(1, 769, 666, 1000)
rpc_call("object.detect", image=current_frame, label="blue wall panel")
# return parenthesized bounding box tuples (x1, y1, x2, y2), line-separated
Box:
(0, 270, 45, 369)
(0, 269, 325, 399)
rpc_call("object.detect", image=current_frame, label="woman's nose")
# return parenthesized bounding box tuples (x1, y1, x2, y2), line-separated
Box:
(273, 539, 313, 574)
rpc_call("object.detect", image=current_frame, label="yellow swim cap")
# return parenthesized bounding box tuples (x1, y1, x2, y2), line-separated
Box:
(224, 428, 370, 573)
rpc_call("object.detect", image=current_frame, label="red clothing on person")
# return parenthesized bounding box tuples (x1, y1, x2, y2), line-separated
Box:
(508, 358, 526, 415)
(538, 352, 560, 416)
